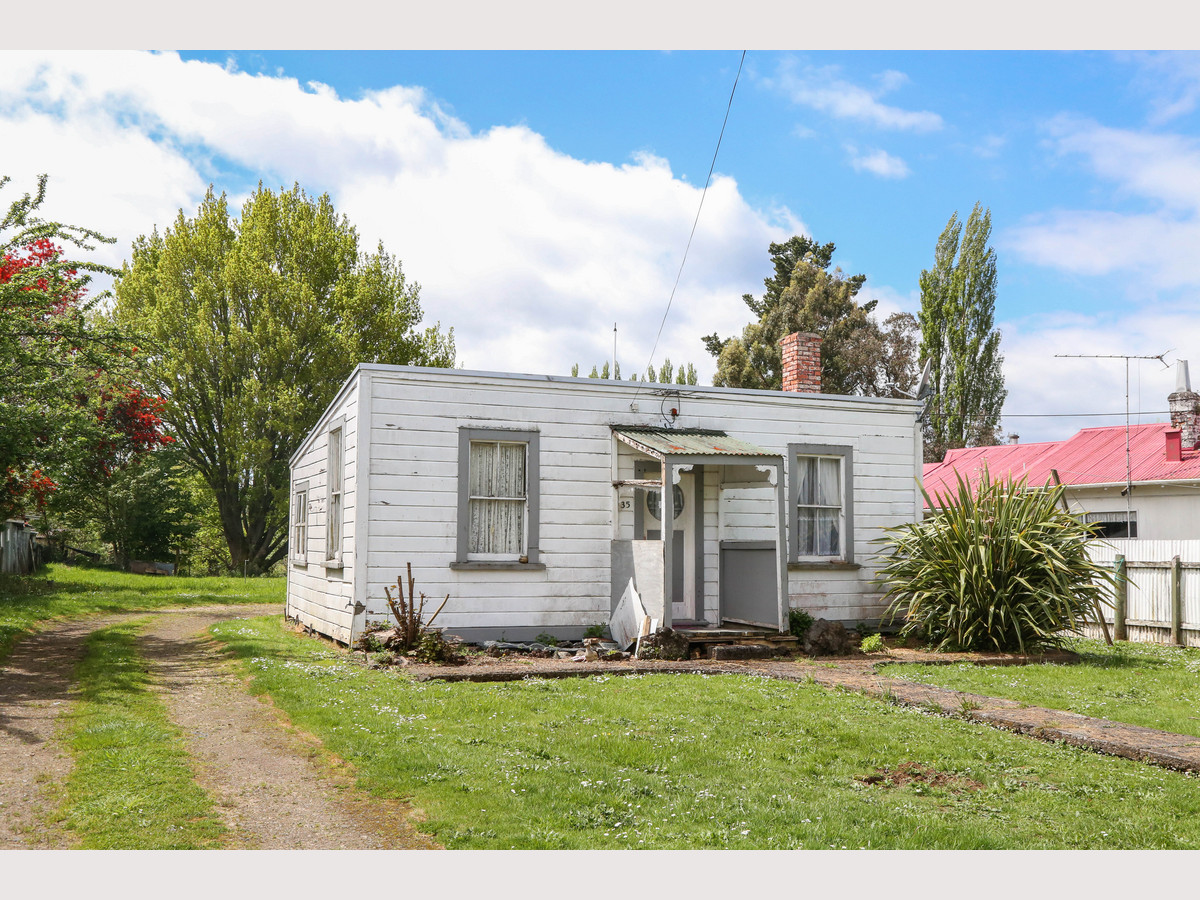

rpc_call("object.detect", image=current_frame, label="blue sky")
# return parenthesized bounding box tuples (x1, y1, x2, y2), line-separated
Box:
(5, 47, 1200, 442)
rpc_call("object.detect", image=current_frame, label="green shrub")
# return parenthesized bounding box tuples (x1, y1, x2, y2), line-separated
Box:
(788, 608, 814, 641)
(878, 469, 1115, 653)
(534, 632, 560, 647)
(859, 632, 885, 653)
(583, 623, 608, 640)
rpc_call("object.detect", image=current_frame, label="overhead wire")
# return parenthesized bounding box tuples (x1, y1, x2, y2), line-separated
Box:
(632, 50, 746, 407)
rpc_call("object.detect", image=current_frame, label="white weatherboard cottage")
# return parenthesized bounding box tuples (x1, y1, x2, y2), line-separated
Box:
(286, 334, 924, 645)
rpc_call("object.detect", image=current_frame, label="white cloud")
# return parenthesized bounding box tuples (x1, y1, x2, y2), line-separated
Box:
(0, 51, 803, 382)
(766, 59, 943, 132)
(1003, 116, 1200, 290)
(844, 145, 911, 179)
(1122, 51, 1200, 125)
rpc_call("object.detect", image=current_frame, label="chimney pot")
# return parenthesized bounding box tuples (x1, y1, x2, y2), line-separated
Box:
(1167, 428, 1183, 463)
(779, 332, 822, 393)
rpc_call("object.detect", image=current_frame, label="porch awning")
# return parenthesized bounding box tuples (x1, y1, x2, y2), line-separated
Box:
(612, 426, 780, 461)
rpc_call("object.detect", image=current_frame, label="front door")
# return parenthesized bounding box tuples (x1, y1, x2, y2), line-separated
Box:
(640, 467, 697, 622)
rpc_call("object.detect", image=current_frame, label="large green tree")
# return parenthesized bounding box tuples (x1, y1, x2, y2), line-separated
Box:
(113, 184, 456, 573)
(703, 235, 917, 396)
(918, 203, 1005, 462)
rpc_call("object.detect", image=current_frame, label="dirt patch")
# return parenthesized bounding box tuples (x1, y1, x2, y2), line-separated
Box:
(859, 761, 984, 792)
(139, 607, 438, 849)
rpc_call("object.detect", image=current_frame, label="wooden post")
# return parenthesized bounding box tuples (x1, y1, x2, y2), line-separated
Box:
(1113, 555, 1127, 642)
(1171, 555, 1184, 646)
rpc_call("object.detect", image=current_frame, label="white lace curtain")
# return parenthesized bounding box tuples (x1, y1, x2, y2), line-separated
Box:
(795, 456, 841, 556)
(469, 441, 527, 555)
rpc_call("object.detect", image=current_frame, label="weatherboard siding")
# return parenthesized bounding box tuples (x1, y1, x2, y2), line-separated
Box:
(289, 365, 921, 641)
(286, 379, 360, 645)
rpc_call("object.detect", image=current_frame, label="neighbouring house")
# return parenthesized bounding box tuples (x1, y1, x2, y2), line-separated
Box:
(286, 333, 924, 645)
(922, 360, 1200, 539)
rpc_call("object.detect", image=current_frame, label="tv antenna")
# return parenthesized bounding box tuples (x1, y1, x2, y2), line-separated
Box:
(1054, 350, 1172, 536)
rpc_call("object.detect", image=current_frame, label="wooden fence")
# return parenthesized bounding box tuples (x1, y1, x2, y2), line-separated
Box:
(0, 520, 41, 575)
(1086, 540, 1200, 648)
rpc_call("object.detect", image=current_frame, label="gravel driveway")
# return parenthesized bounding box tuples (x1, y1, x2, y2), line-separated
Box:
(0, 606, 437, 850)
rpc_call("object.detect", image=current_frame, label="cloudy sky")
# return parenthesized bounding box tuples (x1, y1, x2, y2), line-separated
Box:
(5, 39, 1200, 442)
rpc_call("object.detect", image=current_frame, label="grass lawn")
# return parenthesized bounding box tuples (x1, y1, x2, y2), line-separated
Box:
(0, 563, 284, 663)
(53, 622, 227, 849)
(879, 637, 1200, 739)
(212, 616, 1200, 850)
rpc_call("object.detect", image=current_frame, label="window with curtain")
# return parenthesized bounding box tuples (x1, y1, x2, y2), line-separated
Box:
(456, 427, 541, 567)
(788, 443, 854, 564)
(468, 440, 528, 556)
(795, 456, 842, 556)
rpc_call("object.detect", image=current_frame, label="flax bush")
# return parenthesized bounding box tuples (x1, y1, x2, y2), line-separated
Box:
(879, 470, 1115, 652)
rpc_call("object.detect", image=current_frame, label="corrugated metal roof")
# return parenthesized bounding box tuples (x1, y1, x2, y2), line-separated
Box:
(922, 422, 1200, 507)
(613, 427, 778, 458)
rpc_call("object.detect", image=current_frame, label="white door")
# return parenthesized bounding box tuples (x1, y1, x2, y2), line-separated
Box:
(643, 471, 696, 621)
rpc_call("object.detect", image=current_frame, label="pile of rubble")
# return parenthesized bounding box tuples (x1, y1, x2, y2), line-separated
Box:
(480, 636, 631, 661)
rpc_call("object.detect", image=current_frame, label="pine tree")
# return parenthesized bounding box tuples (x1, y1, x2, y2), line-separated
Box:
(918, 203, 1006, 462)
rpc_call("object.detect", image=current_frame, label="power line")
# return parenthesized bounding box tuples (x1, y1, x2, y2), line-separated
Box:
(1003, 410, 1170, 418)
(633, 51, 746, 407)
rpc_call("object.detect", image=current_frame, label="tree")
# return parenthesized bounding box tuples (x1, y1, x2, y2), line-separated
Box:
(571, 358, 698, 384)
(918, 204, 1005, 462)
(113, 184, 456, 574)
(0, 175, 149, 520)
(703, 235, 916, 396)
(56, 444, 198, 570)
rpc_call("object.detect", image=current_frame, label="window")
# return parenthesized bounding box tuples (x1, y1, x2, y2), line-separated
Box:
(326, 424, 343, 565)
(1082, 510, 1137, 539)
(456, 427, 540, 566)
(291, 482, 309, 563)
(788, 443, 854, 564)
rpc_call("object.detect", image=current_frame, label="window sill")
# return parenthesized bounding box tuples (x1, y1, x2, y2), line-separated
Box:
(450, 561, 546, 571)
(788, 561, 861, 571)
(291, 559, 308, 567)
(324, 559, 343, 570)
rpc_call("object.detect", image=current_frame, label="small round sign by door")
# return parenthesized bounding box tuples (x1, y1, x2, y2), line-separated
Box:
(647, 484, 685, 522)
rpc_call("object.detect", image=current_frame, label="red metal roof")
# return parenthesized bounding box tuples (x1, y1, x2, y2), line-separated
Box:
(922, 422, 1200, 507)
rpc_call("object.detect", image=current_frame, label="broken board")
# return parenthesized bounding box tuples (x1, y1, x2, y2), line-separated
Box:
(610, 578, 648, 651)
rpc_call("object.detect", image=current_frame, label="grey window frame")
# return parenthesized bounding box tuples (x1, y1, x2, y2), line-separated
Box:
(325, 419, 345, 568)
(787, 443, 854, 565)
(454, 427, 541, 568)
(291, 480, 309, 565)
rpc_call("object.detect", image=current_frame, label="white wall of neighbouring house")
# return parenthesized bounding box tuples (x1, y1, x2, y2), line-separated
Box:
(1068, 484, 1200, 541)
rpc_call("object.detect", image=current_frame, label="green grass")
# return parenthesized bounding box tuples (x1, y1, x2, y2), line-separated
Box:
(55, 622, 227, 848)
(0, 563, 283, 663)
(880, 637, 1200, 739)
(211, 616, 1200, 849)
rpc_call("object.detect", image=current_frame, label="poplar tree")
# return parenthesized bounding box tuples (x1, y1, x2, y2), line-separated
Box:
(918, 203, 1005, 462)
(114, 184, 456, 573)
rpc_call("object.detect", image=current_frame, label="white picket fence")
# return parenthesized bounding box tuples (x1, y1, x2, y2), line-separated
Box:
(1086, 539, 1200, 648)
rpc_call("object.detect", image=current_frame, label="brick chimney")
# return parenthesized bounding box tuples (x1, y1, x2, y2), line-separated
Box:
(1168, 360, 1200, 449)
(780, 332, 822, 393)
